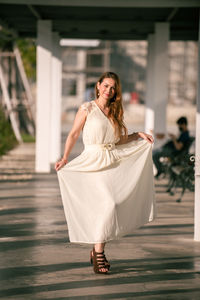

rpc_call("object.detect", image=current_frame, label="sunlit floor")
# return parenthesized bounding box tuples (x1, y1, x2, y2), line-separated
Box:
(0, 140, 200, 299)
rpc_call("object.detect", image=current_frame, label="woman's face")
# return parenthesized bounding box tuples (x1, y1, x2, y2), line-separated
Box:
(97, 78, 116, 101)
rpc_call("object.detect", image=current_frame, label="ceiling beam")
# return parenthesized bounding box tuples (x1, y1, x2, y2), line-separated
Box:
(59, 32, 148, 40)
(53, 20, 155, 31)
(52, 19, 197, 27)
(170, 34, 198, 41)
(53, 19, 197, 34)
(166, 8, 179, 21)
(16, 29, 198, 41)
(3, 18, 197, 28)
(27, 4, 42, 19)
(0, 0, 200, 8)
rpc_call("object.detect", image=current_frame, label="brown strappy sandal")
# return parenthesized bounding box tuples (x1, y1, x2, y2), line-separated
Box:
(90, 247, 110, 270)
(90, 247, 110, 274)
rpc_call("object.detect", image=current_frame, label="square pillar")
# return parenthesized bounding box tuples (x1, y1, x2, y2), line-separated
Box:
(50, 32, 62, 163)
(145, 34, 155, 135)
(35, 20, 52, 172)
(154, 23, 169, 136)
(77, 50, 86, 106)
(194, 11, 200, 241)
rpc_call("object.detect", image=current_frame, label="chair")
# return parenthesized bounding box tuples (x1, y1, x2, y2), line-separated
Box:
(166, 136, 195, 202)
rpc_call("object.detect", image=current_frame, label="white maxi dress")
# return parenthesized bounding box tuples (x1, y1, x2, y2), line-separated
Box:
(57, 100, 156, 244)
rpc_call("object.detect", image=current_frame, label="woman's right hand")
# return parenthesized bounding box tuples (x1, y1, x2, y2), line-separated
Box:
(55, 159, 67, 171)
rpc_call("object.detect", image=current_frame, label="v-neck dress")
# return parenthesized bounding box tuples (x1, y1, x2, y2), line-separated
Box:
(57, 100, 155, 243)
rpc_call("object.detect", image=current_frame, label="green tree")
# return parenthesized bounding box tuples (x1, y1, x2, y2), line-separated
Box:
(16, 39, 36, 82)
(0, 106, 17, 156)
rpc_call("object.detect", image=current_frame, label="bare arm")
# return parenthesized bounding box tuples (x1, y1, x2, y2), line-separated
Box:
(116, 132, 154, 145)
(55, 107, 87, 171)
(116, 132, 139, 145)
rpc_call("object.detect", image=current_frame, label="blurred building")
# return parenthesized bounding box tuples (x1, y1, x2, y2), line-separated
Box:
(61, 40, 197, 121)
(169, 41, 197, 106)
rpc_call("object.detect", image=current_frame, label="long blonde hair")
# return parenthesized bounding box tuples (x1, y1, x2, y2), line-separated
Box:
(95, 72, 128, 139)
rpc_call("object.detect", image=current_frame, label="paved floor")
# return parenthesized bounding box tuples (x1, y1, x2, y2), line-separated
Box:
(0, 140, 200, 300)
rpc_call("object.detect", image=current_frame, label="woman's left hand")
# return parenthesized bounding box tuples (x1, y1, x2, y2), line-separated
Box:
(138, 132, 154, 144)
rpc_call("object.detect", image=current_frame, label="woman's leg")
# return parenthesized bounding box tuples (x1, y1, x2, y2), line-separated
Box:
(92, 242, 108, 273)
(94, 242, 105, 252)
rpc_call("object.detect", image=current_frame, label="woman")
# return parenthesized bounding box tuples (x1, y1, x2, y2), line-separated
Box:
(55, 72, 155, 274)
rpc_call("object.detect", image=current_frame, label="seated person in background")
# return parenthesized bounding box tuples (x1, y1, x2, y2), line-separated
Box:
(153, 116, 190, 178)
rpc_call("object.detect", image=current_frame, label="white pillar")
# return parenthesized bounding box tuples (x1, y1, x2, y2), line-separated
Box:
(145, 34, 155, 135)
(154, 23, 169, 136)
(194, 12, 200, 241)
(77, 50, 86, 105)
(50, 32, 62, 163)
(35, 20, 52, 172)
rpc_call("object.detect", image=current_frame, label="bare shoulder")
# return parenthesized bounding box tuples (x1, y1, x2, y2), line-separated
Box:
(79, 101, 94, 114)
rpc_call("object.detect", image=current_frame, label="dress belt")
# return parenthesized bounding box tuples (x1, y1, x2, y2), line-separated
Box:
(84, 143, 116, 151)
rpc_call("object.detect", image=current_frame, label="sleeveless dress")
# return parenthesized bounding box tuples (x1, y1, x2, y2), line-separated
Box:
(57, 100, 155, 244)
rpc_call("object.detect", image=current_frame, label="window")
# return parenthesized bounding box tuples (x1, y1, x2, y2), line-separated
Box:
(63, 53, 77, 67)
(62, 78, 77, 96)
(87, 54, 104, 68)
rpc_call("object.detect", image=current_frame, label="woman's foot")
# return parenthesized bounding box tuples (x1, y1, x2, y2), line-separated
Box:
(94, 244, 110, 269)
(90, 247, 110, 274)
(90, 248, 110, 269)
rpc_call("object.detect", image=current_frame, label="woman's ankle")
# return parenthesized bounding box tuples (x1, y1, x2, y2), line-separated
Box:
(94, 243, 105, 253)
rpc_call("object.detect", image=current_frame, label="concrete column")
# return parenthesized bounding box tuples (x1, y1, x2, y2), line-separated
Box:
(77, 50, 86, 105)
(50, 32, 62, 163)
(35, 20, 52, 172)
(145, 34, 155, 135)
(194, 12, 200, 241)
(154, 23, 169, 136)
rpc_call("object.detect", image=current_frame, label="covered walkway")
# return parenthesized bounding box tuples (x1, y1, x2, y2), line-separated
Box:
(0, 3, 200, 297)
(0, 140, 200, 299)
(0, 1, 200, 240)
